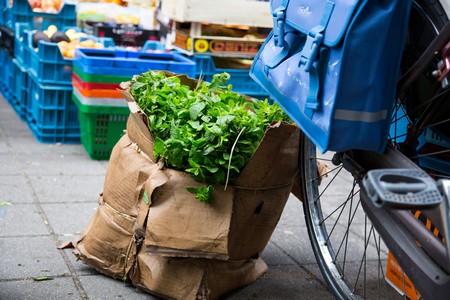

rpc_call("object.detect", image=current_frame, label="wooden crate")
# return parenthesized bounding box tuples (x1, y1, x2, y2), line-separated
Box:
(166, 20, 268, 57)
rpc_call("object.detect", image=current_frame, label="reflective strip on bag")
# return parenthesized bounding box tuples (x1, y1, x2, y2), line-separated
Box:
(334, 109, 388, 122)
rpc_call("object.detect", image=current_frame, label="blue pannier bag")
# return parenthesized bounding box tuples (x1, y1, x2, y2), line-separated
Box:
(250, 0, 413, 153)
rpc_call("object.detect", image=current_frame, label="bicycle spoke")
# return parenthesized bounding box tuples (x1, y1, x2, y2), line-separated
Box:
(320, 188, 360, 225)
(313, 166, 344, 204)
(353, 224, 376, 296)
(372, 224, 391, 298)
(414, 148, 450, 159)
(341, 184, 357, 277)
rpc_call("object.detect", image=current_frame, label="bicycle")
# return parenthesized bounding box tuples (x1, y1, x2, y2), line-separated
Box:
(298, 0, 450, 299)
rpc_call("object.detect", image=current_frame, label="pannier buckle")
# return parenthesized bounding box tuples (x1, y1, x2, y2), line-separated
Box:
(301, 31, 324, 72)
(273, 8, 286, 47)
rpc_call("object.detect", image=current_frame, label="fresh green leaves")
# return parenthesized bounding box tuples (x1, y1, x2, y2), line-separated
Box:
(186, 185, 215, 204)
(129, 71, 291, 203)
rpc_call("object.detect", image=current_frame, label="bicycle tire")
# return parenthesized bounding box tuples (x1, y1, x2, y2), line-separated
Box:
(300, 1, 449, 299)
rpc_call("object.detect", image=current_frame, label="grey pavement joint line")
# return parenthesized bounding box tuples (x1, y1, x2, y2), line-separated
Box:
(1, 123, 89, 299)
(270, 239, 331, 292)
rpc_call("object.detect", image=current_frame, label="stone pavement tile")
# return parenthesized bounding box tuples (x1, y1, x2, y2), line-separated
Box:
(7, 136, 86, 156)
(0, 136, 8, 154)
(0, 203, 49, 237)
(29, 175, 104, 204)
(276, 195, 305, 227)
(56, 235, 98, 277)
(261, 241, 299, 266)
(224, 264, 334, 300)
(269, 225, 318, 265)
(0, 175, 35, 204)
(40, 203, 98, 236)
(0, 153, 23, 175)
(0, 236, 70, 280)
(0, 114, 33, 139)
(0, 277, 81, 300)
(78, 274, 155, 300)
(63, 250, 98, 277)
(17, 152, 107, 176)
(302, 264, 328, 286)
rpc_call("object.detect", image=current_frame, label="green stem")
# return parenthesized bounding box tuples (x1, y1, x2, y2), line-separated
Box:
(224, 127, 245, 190)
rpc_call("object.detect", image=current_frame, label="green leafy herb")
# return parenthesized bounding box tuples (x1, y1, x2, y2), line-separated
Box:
(129, 71, 291, 203)
(187, 185, 215, 204)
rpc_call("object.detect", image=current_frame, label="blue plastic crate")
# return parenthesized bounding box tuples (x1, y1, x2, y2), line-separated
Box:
(11, 58, 29, 121)
(192, 55, 269, 99)
(74, 47, 196, 77)
(25, 29, 115, 85)
(14, 22, 31, 66)
(417, 128, 450, 175)
(3, 0, 76, 30)
(0, 1, 6, 26)
(142, 40, 166, 52)
(27, 119, 80, 144)
(27, 72, 79, 131)
(0, 48, 13, 104)
(73, 47, 128, 67)
(389, 106, 409, 143)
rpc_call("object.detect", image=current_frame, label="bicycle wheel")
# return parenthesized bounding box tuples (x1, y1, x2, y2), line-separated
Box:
(300, 1, 449, 299)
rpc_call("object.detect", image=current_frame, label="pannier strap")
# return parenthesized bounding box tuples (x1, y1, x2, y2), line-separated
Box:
(272, 0, 289, 47)
(305, 47, 329, 118)
(270, 1, 335, 119)
(302, 1, 335, 118)
(300, 1, 335, 71)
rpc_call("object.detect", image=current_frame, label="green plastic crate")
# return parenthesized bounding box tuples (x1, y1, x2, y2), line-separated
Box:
(73, 64, 132, 84)
(72, 94, 130, 160)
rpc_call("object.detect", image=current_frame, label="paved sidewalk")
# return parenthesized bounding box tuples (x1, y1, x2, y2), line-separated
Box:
(0, 95, 334, 300)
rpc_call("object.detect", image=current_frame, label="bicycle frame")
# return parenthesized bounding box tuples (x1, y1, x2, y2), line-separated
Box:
(335, 19, 450, 298)
(338, 146, 450, 299)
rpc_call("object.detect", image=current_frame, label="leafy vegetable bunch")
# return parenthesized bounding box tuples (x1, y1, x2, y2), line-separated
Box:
(129, 71, 290, 203)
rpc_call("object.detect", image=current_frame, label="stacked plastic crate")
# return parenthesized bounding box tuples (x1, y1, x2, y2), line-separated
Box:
(72, 42, 196, 159)
(10, 22, 30, 121)
(0, 39, 13, 104)
(0, 0, 15, 105)
(159, 0, 272, 99)
(0, 0, 79, 142)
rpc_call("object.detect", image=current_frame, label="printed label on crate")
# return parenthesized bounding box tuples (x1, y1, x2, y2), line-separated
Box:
(385, 252, 421, 300)
(173, 30, 263, 56)
(94, 23, 159, 47)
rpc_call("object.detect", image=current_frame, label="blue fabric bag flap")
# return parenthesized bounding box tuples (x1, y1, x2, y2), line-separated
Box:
(270, 0, 361, 46)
